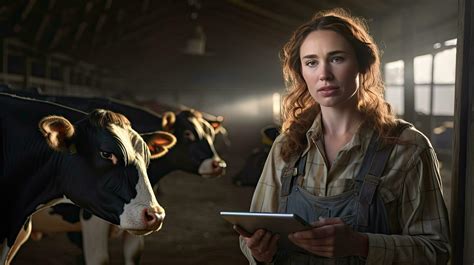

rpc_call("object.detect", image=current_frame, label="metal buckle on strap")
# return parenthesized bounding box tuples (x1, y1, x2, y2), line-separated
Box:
(292, 168, 298, 177)
(280, 166, 294, 197)
(364, 174, 380, 185)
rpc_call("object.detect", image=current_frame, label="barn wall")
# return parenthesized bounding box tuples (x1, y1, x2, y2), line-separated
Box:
(372, 0, 458, 63)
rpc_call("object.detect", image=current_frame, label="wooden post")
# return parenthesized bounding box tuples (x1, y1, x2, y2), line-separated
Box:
(451, 0, 473, 263)
(63, 65, 70, 92)
(402, 8, 415, 123)
(1, 39, 7, 82)
(44, 55, 51, 91)
(25, 57, 31, 88)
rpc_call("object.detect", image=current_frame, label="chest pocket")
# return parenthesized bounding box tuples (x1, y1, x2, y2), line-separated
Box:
(294, 186, 357, 225)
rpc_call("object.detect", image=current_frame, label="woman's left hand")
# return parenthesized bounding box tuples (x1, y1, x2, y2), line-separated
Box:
(288, 217, 368, 258)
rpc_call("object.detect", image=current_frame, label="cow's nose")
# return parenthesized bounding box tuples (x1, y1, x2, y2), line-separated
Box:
(212, 160, 227, 176)
(212, 160, 227, 169)
(143, 206, 165, 231)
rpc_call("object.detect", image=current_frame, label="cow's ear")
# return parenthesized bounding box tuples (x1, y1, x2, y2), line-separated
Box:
(208, 116, 225, 133)
(210, 119, 222, 130)
(161, 112, 176, 131)
(207, 116, 231, 146)
(142, 131, 177, 159)
(38, 115, 75, 152)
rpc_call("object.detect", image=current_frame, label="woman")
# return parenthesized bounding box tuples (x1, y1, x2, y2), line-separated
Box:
(237, 8, 450, 265)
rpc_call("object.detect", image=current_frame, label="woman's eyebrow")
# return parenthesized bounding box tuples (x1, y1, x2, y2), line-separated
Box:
(328, 50, 347, 56)
(301, 50, 347, 59)
(301, 54, 318, 59)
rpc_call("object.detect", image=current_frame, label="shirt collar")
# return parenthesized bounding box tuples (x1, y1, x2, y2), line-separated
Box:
(303, 112, 375, 155)
(301, 114, 322, 156)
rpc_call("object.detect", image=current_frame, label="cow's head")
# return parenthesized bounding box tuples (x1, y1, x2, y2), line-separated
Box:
(38, 109, 176, 235)
(155, 110, 226, 179)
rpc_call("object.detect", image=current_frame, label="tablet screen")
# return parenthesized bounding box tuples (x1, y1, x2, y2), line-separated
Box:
(220, 211, 310, 250)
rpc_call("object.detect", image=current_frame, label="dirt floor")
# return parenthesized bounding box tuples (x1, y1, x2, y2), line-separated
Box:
(12, 158, 256, 265)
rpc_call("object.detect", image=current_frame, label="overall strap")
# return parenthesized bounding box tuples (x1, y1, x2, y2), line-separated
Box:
(368, 121, 412, 177)
(278, 154, 308, 213)
(357, 121, 413, 227)
(354, 132, 380, 184)
(295, 153, 308, 186)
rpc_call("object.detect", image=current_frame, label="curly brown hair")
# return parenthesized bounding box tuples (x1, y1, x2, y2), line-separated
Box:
(279, 8, 397, 162)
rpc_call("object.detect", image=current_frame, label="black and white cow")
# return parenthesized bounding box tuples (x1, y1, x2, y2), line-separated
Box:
(1, 89, 227, 179)
(2, 90, 226, 264)
(4, 90, 227, 180)
(0, 93, 176, 265)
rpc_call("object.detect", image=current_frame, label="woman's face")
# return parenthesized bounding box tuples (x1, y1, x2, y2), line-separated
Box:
(300, 30, 360, 109)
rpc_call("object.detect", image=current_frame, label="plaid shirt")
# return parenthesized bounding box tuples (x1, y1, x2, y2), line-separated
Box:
(240, 115, 451, 264)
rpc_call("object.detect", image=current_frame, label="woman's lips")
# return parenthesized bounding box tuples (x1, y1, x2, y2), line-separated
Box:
(317, 86, 338, 97)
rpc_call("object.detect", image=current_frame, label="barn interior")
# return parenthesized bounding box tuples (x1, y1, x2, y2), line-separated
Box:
(1, 0, 470, 264)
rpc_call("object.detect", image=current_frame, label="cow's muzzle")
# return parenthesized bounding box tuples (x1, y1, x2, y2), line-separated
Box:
(198, 158, 227, 178)
(126, 206, 165, 235)
(143, 206, 165, 231)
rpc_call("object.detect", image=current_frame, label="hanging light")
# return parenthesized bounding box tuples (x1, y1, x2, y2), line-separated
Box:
(182, 0, 209, 56)
(183, 24, 206, 55)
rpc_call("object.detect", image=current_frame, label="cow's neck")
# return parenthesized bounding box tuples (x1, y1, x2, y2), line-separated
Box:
(148, 156, 175, 185)
(7, 154, 63, 246)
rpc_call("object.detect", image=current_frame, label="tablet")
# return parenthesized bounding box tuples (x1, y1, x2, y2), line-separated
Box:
(220, 211, 310, 249)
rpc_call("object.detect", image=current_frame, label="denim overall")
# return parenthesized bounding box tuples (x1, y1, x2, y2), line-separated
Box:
(275, 122, 410, 265)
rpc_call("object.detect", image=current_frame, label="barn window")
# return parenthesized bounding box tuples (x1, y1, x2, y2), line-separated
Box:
(414, 54, 432, 115)
(433, 48, 456, 116)
(384, 60, 404, 115)
(384, 38, 457, 214)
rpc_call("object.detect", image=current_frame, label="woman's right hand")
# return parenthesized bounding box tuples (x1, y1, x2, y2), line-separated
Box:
(234, 225, 280, 263)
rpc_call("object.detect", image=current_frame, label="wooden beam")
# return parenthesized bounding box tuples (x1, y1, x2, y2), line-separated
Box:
(95, 14, 107, 33)
(21, 0, 37, 21)
(91, 0, 114, 47)
(35, 15, 51, 45)
(74, 22, 88, 43)
(49, 28, 64, 49)
(72, 0, 97, 49)
(35, 0, 56, 45)
(451, 0, 473, 263)
(225, 0, 301, 27)
(12, 0, 37, 33)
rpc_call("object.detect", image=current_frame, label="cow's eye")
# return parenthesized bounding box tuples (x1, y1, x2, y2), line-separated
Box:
(183, 130, 196, 141)
(99, 151, 118, 165)
(100, 151, 112, 159)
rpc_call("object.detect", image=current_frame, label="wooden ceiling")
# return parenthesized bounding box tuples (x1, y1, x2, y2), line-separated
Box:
(0, 0, 422, 68)
(4, 0, 454, 95)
